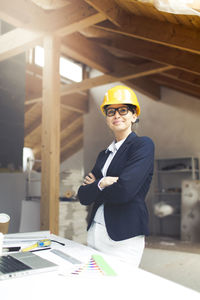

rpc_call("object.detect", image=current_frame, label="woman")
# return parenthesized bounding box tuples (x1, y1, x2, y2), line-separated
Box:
(78, 85, 154, 267)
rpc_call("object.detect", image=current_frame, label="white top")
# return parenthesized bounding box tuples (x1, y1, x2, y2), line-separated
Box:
(1, 233, 199, 299)
(94, 138, 126, 225)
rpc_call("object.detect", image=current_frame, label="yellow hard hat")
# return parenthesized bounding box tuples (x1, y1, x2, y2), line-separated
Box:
(100, 85, 140, 116)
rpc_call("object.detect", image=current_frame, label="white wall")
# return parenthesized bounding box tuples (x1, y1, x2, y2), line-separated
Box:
(137, 87, 200, 159)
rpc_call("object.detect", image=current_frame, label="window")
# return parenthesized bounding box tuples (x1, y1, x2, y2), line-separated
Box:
(59, 56, 82, 82)
(34, 46, 82, 82)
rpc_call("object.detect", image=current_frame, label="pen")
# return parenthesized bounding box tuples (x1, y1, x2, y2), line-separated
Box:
(3, 246, 21, 252)
(31, 247, 51, 252)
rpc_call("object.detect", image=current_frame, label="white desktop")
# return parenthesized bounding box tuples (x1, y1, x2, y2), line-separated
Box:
(0, 231, 199, 300)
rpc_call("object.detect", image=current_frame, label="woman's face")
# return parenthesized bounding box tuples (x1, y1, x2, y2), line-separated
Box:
(106, 104, 137, 136)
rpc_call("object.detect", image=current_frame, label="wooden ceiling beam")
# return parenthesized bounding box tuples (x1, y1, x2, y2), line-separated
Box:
(61, 133, 83, 160)
(61, 126, 83, 149)
(114, 61, 174, 78)
(61, 32, 114, 73)
(0, 1, 106, 63)
(0, 28, 43, 62)
(0, 0, 102, 32)
(85, 0, 131, 27)
(24, 103, 35, 114)
(123, 78, 161, 100)
(44, 1, 103, 33)
(97, 37, 200, 75)
(0, 0, 38, 27)
(24, 125, 41, 149)
(61, 115, 83, 137)
(60, 61, 172, 100)
(97, 21, 200, 55)
(79, 25, 114, 39)
(153, 75, 200, 100)
(25, 116, 41, 137)
(25, 98, 42, 106)
(61, 138, 83, 163)
(24, 101, 42, 116)
(57, 12, 105, 37)
(25, 92, 88, 114)
(87, 0, 200, 55)
(60, 113, 81, 132)
(25, 115, 83, 157)
(32, 115, 83, 158)
(26, 63, 43, 76)
(162, 69, 200, 88)
(61, 93, 88, 114)
(26, 74, 42, 100)
(26, 67, 88, 96)
(33, 137, 84, 168)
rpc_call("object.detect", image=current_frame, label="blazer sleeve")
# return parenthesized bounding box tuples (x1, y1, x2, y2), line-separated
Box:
(77, 152, 103, 206)
(102, 137, 154, 205)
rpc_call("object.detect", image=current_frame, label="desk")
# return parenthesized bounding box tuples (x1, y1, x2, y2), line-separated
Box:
(0, 232, 199, 300)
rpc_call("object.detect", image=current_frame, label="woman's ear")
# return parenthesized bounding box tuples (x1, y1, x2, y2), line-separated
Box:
(132, 113, 138, 124)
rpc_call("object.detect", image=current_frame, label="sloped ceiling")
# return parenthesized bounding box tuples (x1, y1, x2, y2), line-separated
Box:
(0, 0, 200, 169)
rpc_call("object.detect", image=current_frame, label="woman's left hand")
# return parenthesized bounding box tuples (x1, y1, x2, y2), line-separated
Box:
(99, 176, 119, 189)
(82, 172, 96, 186)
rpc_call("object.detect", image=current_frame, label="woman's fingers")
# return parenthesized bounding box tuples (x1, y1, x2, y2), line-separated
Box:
(88, 172, 96, 180)
(82, 173, 118, 188)
(82, 172, 96, 185)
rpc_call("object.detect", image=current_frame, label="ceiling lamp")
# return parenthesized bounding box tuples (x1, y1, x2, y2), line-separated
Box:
(139, 0, 200, 16)
(31, 0, 69, 10)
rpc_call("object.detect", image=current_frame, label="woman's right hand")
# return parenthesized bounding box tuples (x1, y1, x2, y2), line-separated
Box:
(99, 176, 119, 189)
(82, 172, 96, 186)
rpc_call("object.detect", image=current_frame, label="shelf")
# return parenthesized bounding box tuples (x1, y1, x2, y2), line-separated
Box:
(153, 156, 199, 239)
(165, 214, 180, 218)
(157, 169, 199, 173)
(155, 157, 198, 160)
(155, 192, 181, 196)
(156, 214, 180, 218)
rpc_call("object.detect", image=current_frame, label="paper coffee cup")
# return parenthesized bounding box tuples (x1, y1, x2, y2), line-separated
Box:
(0, 213, 10, 234)
(0, 232, 3, 255)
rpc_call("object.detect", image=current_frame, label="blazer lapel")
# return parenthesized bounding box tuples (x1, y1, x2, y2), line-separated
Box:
(95, 149, 112, 177)
(106, 132, 137, 175)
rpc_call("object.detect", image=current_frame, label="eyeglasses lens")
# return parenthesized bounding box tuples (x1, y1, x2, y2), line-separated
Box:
(106, 107, 129, 117)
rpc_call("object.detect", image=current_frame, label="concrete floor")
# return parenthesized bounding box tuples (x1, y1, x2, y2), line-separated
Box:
(140, 237, 200, 293)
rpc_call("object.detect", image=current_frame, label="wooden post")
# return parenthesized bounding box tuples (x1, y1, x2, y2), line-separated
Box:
(40, 35, 60, 234)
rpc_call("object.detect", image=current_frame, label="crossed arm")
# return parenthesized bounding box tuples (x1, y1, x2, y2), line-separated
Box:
(79, 137, 154, 206)
(82, 172, 118, 189)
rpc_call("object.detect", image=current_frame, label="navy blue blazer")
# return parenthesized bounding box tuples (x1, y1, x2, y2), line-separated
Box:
(78, 132, 155, 241)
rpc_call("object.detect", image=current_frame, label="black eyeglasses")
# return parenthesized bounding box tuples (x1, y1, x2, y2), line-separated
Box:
(105, 106, 133, 117)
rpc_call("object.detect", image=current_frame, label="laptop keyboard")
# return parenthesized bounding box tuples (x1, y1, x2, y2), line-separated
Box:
(0, 255, 32, 274)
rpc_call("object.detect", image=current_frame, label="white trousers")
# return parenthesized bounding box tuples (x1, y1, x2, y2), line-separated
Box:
(87, 221, 145, 268)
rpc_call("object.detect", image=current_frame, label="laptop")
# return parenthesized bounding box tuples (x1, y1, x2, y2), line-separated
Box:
(0, 251, 58, 280)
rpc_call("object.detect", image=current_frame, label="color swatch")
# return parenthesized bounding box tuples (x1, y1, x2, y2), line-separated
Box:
(71, 254, 117, 276)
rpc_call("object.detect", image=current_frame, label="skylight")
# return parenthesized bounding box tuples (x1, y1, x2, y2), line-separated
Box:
(34, 46, 82, 82)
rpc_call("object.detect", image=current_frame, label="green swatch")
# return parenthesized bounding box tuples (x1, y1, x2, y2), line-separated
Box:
(92, 254, 117, 276)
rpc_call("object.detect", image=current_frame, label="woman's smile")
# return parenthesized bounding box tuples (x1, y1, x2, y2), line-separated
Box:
(112, 119, 123, 125)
